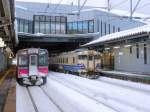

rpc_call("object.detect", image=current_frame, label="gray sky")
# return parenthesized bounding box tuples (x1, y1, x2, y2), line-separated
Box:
(15, 0, 150, 15)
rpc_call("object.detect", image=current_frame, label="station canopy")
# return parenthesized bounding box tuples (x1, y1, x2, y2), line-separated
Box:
(82, 25, 150, 47)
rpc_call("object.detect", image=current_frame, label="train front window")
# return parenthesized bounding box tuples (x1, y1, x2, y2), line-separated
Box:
(30, 55, 36, 66)
(78, 55, 87, 60)
(39, 50, 48, 66)
(18, 55, 28, 66)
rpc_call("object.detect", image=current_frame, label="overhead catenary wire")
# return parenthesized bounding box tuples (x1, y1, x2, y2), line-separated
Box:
(51, 0, 64, 13)
(111, 0, 128, 9)
(136, 1, 150, 10)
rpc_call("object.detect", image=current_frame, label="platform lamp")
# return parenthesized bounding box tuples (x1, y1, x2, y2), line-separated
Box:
(0, 38, 5, 53)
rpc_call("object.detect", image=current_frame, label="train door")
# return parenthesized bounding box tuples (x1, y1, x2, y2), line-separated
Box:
(29, 55, 38, 76)
(88, 55, 95, 71)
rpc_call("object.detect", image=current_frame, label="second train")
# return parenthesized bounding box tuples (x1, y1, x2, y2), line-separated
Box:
(49, 49, 101, 78)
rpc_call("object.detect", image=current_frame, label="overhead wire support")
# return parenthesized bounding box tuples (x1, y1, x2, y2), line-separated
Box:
(132, 0, 141, 16)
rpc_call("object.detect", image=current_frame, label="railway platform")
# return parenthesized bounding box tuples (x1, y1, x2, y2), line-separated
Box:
(0, 66, 16, 112)
(100, 70, 150, 84)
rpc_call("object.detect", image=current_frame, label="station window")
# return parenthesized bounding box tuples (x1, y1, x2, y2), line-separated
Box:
(33, 15, 67, 34)
(130, 46, 132, 54)
(88, 20, 94, 33)
(113, 26, 115, 33)
(101, 21, 103, 36)
(78, 21, 83, 33)
(40, 22, 45, 33)
(118, 27, 120, 32)
(144, 44, 147, 64)
(34, 21, 40, 33)
(108, 24, 110, 34)
(82, 21, 88, 33)
(72, 22, 78, 33)
(104, 22, 107, 35)
(136, 44, 139, 59)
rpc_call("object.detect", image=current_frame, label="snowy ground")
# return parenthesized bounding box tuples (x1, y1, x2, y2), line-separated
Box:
(17, 72, 150, 112)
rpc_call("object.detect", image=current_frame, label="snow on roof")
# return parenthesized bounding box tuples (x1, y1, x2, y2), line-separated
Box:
(77, 8, 150, 18)
(82, 25, 150, 47)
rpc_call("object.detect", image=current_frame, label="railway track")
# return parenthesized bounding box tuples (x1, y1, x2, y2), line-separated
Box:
(40, 86, 64, 112)
(49, 75, 149, 112)
(26, 87, 39, 112)
(25, 86, 62, 112)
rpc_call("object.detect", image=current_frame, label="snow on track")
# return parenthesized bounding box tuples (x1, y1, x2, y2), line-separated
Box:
(49, 72, 150, 112)
(17, 71, 150, 112)
(43, 77, 117, 112)
(17, 84, 62, 112)
(28, 87, 61, 112)
(16, 83, 36, 112)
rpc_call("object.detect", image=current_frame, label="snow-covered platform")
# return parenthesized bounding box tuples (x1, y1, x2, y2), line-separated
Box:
(17, 72, 150, 112)
(100, 70, 150, 84)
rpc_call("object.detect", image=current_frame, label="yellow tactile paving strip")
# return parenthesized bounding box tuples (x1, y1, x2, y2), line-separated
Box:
(0, 69, 11, 86)
(0, 66, 16, 86)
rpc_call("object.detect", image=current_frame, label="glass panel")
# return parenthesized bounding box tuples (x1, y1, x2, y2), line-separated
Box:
(56, 16, 60, 22)
(88, 20, 94, 33)
(51, 16, 55, 22)
(20, 20, 24, 32)
(67, 22, 73, 34)
(30, 56, 36, 66)
(40, 16, 45, 22)
(56, 22, 60, 34)
(72, 22, 77, 33)
(34, 21, 40, 33)
(51, 22, 55, 34)
(45, 22, 50, 34)
(60, 23, 66, 34)
(40, 22, 45, 33)
(34, 15, 40, 21)
(83, 21, 88, 33)
(24, 21, 29, 33)
(61, 17, 66, 22)
(78, 55, 87, 60)
(78, 21, 83, 33)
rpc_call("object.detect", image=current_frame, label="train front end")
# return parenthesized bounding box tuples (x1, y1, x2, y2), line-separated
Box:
(17, 48, 49, 86)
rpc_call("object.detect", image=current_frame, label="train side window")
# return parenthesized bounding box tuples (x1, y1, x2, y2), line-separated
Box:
(78, 55, 87, 60)
(73, 57, 75, 64)
(94, 55, 100, 59)
(88, 56, 93, 60)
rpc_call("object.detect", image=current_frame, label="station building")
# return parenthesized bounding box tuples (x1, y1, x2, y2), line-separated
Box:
(16, 1, 148, 39)
(83, 25, 150, 74)
(15, 1, 150, 74)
